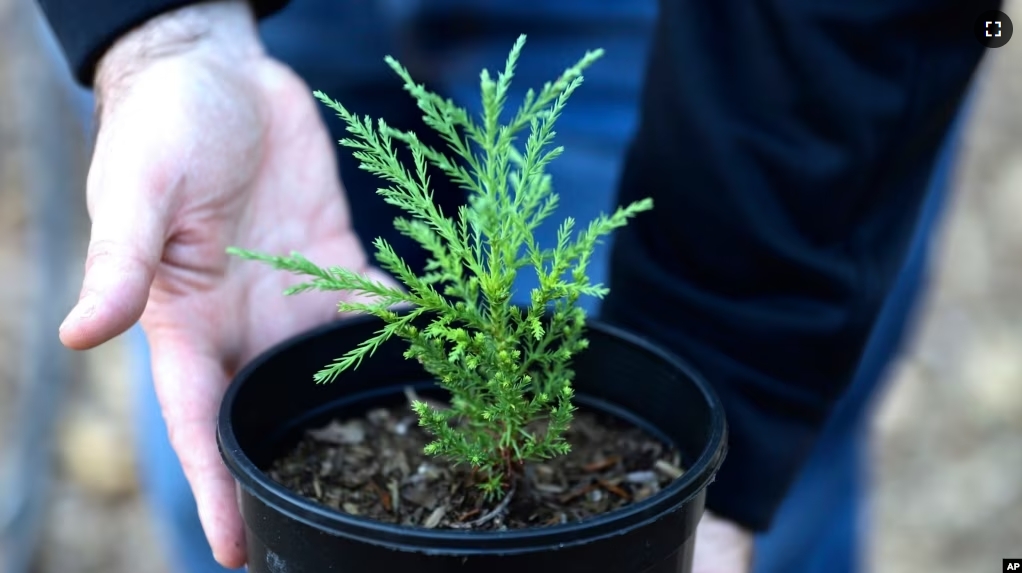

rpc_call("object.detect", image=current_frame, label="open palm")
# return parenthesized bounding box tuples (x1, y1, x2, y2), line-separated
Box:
(61, 51, 394, 568)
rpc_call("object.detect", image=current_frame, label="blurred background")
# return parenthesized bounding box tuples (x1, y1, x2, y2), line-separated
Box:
(0, 0, 1020, 572)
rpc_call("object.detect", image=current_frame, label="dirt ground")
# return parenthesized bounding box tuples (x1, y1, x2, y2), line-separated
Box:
(1, 2, 1020, 573)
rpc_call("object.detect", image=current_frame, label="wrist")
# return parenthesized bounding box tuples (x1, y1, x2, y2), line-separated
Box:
(95, 0, 265, 100)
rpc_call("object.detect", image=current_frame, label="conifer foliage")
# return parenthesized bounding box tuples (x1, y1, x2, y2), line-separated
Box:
(229, 36, 653, 498)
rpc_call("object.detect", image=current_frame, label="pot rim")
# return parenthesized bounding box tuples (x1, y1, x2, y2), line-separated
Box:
(217, 314, 727, 552)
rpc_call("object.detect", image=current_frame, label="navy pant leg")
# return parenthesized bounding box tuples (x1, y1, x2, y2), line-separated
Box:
(752, 92, 972, 573)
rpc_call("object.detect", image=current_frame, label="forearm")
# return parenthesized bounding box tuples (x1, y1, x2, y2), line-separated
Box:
(36, 0, 290, 86)
(602, 0, 993, 531)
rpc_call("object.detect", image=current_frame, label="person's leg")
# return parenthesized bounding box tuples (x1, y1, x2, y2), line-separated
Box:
(751, 90, 974, 573)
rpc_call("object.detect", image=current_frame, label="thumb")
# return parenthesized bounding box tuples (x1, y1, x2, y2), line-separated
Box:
(59, 158, 171, 350)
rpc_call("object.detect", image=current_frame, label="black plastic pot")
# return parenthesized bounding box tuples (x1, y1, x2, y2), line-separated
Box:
(217, 314, 727, 573)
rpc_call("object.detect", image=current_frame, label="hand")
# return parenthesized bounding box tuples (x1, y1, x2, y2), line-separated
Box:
(57, 1, 394, 567)
(693, 511, 755, 573)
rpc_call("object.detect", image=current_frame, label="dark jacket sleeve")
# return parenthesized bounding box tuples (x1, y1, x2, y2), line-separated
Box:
(36, 0, 291, 86)
(600, 0, 996, 531)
